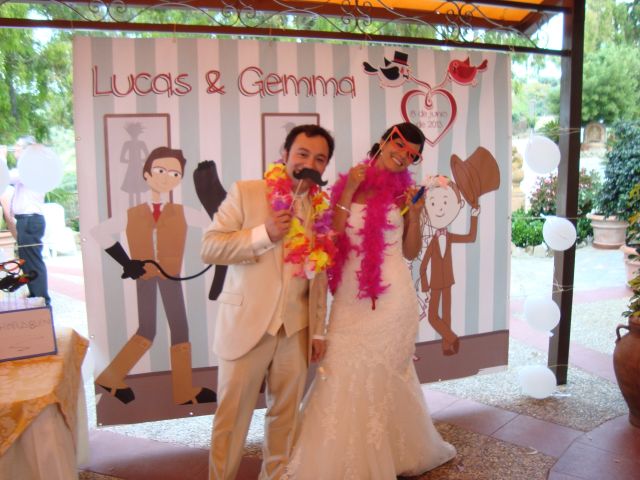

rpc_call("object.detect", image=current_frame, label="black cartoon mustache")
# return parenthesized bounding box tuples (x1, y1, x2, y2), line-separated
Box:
(293, 168, 328, 186)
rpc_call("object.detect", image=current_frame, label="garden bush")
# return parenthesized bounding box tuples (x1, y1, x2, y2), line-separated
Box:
(527, 169, 601, 243)
(597, 120, 640, 245)
(511, 208, 544, 248)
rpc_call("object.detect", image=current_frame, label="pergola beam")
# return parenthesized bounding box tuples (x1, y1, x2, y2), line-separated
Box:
(0, 15, 568, 56)
(549, 0, 585, 385)
(1, 0, 568, 51)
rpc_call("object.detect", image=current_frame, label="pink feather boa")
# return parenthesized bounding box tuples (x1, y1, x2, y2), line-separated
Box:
(329, 158, 413, 308)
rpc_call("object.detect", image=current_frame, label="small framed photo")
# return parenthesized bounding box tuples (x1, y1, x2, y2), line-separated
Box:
(261, 113, 320, 172)
(103, 113, 171, 217)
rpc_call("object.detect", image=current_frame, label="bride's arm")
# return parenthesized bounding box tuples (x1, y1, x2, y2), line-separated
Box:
(333, 164, 366, 233)
(402, 188, 424, 260)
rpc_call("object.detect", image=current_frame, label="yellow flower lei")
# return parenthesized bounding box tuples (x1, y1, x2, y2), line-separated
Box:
(264, 163, 335, 278)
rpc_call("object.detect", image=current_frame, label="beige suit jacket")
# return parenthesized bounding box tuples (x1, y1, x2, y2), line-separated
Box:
(200, 179, 328, 361)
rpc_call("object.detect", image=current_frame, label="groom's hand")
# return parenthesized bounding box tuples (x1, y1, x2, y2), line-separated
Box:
(311, 338, 327, 362)
(266, 209, 292, 242)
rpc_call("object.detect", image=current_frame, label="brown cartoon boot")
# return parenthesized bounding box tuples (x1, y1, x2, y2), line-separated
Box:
(428, 314, 460, 356)
(95, 334, 152, 404)
(170, 342, 217, 405)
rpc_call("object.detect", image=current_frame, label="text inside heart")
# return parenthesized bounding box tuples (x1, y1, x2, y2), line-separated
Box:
(400, 88, 457, 146)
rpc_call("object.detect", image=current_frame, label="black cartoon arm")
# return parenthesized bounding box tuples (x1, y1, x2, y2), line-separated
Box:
(105, 242, 146, 280)
(193, 160, 228, 300)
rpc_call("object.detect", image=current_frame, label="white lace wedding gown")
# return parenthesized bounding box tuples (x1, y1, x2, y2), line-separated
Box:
(285, 204, 456, 479)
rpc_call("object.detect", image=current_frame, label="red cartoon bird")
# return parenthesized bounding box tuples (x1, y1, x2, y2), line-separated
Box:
(447, 57, 488, 86)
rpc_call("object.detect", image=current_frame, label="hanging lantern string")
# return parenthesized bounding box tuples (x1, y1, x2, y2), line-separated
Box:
(510, 214, 591, 222)
(509, 251, 633, 301)
(510, 270, 587, 299)
(509, 284, 578, 301)
(516, 364, 572, 371)
(509, 263, 615, 300)
(14, 242, 46, 248)
(13, 241, 72, 249)
(531, 126, 583, 137)
(546, 363, 571, 369)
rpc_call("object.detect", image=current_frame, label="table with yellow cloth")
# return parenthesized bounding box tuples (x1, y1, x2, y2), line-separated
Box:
(0, 327, 89, 479)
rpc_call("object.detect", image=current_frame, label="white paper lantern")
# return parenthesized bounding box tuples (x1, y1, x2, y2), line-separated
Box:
(543, 216, 577, 251)
(518, 365, 557, 399)
(0, 161, 9, 196)
(523, 297, 561, 333)
(17, 144, 64, 194)
(524, 135, 561, 174)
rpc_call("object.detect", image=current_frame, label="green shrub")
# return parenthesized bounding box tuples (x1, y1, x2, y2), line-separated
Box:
(528, 174, 557, 217)
(598, 120, 640, 223)
(627, 183, 640, 247)
(527, 169, 601, 243)
(539, 118, 560, 145)
(69, 217, 80, 232)
(511, 209, 544, 247)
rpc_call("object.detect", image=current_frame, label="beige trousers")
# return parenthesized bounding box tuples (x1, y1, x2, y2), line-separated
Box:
(209, 327, 308, 480)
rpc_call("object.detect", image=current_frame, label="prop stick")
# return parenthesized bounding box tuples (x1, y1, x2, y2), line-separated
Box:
(289, 176, 304, 212)
(289, 168, 327, 212)
(400, 185, 425, 215)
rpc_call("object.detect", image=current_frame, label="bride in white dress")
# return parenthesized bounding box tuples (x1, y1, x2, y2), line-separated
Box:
(285, 123, 456, 479)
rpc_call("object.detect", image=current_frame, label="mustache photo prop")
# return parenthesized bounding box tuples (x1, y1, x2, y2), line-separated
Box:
(294, 168, 328, 186)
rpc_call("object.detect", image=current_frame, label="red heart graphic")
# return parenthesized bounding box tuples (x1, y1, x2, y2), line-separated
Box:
(400, 88, 457, 146)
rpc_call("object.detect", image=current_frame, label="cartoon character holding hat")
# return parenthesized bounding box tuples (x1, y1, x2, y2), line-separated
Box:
(419, 147, 499, 355)
(419, 176, 479, 355)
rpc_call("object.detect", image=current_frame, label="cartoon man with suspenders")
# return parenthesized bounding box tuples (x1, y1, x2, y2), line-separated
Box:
(92, 146, 216, 405)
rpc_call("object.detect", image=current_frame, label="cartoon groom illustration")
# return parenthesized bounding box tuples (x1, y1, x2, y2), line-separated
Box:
(419, 147, 499, 356)
(92, 146, 215, 405)
(420, 175, 479, 355)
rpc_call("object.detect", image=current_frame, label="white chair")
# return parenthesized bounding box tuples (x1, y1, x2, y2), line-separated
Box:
(42, 203, 77, 257)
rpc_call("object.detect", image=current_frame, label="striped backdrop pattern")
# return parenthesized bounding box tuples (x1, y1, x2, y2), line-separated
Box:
(74, 36, 511, 376)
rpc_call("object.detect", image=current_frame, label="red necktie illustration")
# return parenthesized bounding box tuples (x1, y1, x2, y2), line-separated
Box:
(152, 203, 162, 222)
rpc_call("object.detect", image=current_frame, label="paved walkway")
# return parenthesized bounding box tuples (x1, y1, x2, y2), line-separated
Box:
(44, 245, 640, 479)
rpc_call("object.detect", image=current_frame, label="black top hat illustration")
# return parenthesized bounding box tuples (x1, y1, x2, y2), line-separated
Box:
(392, 51, 408, 66)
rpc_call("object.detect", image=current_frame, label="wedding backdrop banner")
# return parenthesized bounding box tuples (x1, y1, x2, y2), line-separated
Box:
(74, 36, 512, 425)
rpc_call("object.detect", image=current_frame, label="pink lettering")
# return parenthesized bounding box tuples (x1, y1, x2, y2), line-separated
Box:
(91, 65, 192, 98)
(238, 66, 356, 98)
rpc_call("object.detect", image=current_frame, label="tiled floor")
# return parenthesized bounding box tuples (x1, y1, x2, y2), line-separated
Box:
(44, 253, 640, 480)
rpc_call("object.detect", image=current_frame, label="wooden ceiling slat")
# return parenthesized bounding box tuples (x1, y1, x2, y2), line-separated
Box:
(0, 14, 568, 56)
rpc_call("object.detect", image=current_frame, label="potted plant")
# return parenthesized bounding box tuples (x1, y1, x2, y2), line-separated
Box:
(613, 213, 640, 428)
(589, 120, 640, 249)
(620, 183, 640, 282)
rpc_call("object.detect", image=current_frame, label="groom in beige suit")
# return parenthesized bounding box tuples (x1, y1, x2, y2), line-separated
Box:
(201, 124, 334, 480)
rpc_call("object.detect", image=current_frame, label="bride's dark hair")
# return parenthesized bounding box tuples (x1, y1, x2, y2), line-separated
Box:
(368, 122, 426, 164)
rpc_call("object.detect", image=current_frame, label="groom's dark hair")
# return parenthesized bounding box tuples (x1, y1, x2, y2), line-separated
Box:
(283, 124, 335, 161)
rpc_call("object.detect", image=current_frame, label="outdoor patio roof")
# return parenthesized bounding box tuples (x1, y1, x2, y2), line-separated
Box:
(0, 0, 572, 55)
(0, 0, 586, 386)
(282, 0, 566, 31)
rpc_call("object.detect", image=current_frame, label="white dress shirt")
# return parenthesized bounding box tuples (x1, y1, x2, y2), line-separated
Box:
(8, 169, 45, 216)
